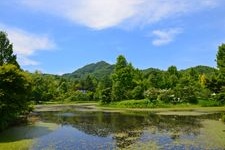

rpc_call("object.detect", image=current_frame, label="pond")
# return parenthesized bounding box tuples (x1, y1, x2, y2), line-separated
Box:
(0, 105, 225, 150)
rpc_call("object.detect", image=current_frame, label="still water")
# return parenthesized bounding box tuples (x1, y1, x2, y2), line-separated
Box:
(0, 105, 225, 150)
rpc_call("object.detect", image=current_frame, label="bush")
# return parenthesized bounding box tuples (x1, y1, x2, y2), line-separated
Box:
(68, 90, 93, 101)
(99, 88, 112, 104)
(110, 99, 155, 108)
(144, 88, 160, 103)
(158, 89, 174, 103)
(214, 92, 225, 105)
(132, 86, 144, 100)
(174, 85, 197, 104)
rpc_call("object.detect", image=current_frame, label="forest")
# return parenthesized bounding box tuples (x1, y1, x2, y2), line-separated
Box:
(1, 31, 225, 130)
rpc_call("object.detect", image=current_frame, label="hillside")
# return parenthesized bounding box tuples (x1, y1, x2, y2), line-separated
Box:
(63, 61, 114, 80)
(180, 65, 217, 75)
(63, 61, 216, 81)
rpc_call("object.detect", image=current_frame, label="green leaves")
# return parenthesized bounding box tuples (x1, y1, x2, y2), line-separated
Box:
(0, 64, 31, 130)
(0, 31, 19, 68)
(111, 55, 135, 101)
(217, 44, 225, 74)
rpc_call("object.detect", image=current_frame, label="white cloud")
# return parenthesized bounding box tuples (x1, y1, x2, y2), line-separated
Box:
(21, 0, 140, 30)
(20, 0, 222, 30)
(0, 24, 55, 66)
(152, 28, 182, 46)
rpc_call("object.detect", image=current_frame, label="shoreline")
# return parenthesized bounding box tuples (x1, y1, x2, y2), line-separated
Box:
(34, 102, 225, 113)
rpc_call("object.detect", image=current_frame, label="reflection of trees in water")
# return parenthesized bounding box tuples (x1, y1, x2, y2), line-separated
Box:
(37, 111, 218, 148)
(144, 114, 202, 140)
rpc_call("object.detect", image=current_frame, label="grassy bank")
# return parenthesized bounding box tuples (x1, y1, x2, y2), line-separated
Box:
(100, 99, 222, 108)
(33, 99, 225, 113)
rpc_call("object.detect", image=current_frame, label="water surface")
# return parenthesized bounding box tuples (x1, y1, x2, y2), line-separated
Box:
(0, 105, 225, 149)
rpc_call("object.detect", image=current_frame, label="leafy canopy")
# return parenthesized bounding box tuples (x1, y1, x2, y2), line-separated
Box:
(0, 31, 19, 68)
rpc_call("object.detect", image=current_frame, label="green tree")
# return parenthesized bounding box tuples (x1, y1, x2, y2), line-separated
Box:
(216, 43, 225, 74)
(111, 55, 134, 101)
(0, 64, 31, 130)
(99, 87, 112, 104)
(167, 65, 179, 76)
(29, 72, 60, 103)
(0, 31, 19, 68)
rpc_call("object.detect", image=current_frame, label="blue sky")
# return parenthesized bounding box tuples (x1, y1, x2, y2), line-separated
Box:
(0, 0, 225, 74)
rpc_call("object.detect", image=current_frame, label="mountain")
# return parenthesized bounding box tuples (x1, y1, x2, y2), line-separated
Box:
(63, 61, 216, 81)
(63, 61, 114, 80)
(180, 65, 217, 75)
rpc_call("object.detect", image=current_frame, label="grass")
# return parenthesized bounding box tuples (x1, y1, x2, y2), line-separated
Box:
(99, 99, 225, 110)
(97, 99, 225, 114)
(34, 99, 225, 113)
(101, 99, 199, 109)
(198, 99, 221, 107)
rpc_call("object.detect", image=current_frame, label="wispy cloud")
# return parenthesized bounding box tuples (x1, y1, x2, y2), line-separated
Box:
(20, 0, 221, 30)
(0, 24, 55, 66)
(152, 28, 182, 46)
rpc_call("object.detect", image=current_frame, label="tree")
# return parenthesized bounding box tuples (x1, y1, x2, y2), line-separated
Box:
(0, 31, 19, 68)
(0, 64, 31, 130)
(216, 43, 225, 74)
(167, 65, 179, 76)
(111, 55, 135, 101)
(213, 43, 225, 104)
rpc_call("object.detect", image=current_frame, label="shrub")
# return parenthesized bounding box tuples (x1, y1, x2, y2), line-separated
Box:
(132, 85, 144, 100)
(214, 92, 225, 105)
(158, 89, 174, 103)
(174, 85, 197, 104)
(68, 90, 93, 101)
(100, 88, 112, 104)
(144, 88, 160, 103)
(111, 99, 155, 108)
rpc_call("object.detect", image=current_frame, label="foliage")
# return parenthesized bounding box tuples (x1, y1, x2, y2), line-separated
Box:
(2, 33, 225, 131)
(68, 91, 93, 101)
(174, 85, 198, 104)
(132, 85, 144, 100)
(158, 89, 175, 104)
(106, 99, 155, 108)
(63, 61, 114, 80)
(99, 88, 112, 104)
(0, 31, 19, 68)
(216, 43, 225, 75)
(111, 55, 135, 101)
(0, 64, 32, 130)
(29, 72, 59, 103)
(214, 91, 225, 105)
(144, 88, 160, 103)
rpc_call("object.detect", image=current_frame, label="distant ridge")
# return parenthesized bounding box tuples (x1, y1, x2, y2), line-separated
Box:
(180, 65, 217, 75)
(63, 61, 216, 80)
(62, 61, 114, 80)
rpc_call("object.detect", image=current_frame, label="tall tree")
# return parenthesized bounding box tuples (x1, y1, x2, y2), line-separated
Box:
(0, 64, 31, 130)
(216, 43, 225, 74)
(0, 31, 19, 68)
(111, 55, 135, 101)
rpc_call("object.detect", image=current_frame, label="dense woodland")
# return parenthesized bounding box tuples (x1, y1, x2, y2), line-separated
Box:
(1, 31, 225, 130)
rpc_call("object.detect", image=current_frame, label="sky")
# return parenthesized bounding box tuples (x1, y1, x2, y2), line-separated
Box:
(0, 0, 225, 74)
